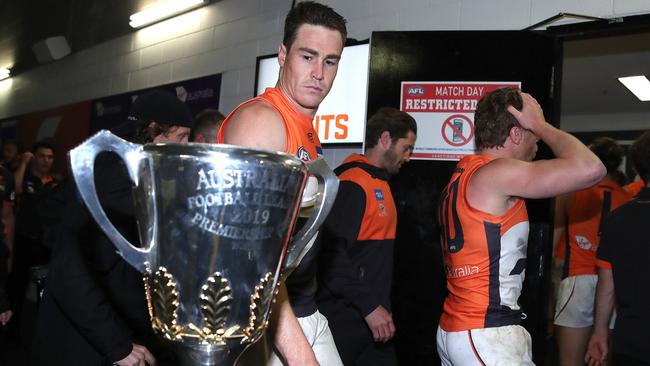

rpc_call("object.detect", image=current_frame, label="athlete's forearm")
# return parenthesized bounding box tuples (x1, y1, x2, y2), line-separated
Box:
(270, 283, 318, 366)
(14, 163, 28, 195)
(592, 268, 615, 335)
(537, 123, 603, 173)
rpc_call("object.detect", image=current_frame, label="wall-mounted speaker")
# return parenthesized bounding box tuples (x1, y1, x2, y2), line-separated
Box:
(32, 36, 71, 64)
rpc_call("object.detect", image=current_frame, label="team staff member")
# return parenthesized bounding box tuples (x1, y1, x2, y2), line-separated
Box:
(9, 141, 59, 338)
(218, 2, 346, 365)
(316, 108, 416, 366)
(553, 137, 631, 366)
(586, 130, 650, 366)
(437, 88, 605, 365)
(31, 89, 193, 366)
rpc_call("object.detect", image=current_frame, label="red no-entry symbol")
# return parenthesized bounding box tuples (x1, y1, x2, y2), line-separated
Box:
(441, 114, 474, 147)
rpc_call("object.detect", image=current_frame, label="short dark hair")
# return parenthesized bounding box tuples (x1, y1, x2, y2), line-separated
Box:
(474, 88, 523, 151)
(190, 109, 226, 141)
(283, 1, 347, 50)
(365, 107, 417, 150)
(32, 140, 55, 155)
(589, 137, 623, 174)
(631, 130, 650, 183)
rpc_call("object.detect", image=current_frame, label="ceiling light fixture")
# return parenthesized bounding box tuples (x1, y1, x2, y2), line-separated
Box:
(618, 76, 650, 102)
(129, 0, 207, 29)
(0, 68, 10, 81)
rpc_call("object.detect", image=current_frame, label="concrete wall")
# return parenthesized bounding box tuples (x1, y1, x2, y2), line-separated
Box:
(0, 0, 648, 164)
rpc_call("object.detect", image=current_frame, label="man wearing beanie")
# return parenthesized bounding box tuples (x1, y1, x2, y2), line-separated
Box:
(31, 89, 193, 366)
(119, 89, 194, 143)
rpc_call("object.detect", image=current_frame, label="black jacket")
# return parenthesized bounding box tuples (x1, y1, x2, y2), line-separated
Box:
(316, 155, 396, 320)
(30, 154, 172, 366)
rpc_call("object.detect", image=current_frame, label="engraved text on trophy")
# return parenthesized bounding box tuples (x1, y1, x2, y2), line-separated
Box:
(187, 167, 294, 241)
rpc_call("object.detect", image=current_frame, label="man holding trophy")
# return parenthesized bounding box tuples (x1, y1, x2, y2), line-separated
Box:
(53, 2, 345, 366)
(218, 2, 347, 365)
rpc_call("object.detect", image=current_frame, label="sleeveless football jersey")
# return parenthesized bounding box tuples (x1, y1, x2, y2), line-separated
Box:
(438, 155, 529, 331)
(217, 87, 322, 161)
(561, 178, 631, 278)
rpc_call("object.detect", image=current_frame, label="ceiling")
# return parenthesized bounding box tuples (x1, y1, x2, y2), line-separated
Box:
(0, 0, 154, 75)
(561, 31, 650, 116)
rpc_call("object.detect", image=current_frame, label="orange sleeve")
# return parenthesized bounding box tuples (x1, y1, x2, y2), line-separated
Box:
(595, 258, 612, 270)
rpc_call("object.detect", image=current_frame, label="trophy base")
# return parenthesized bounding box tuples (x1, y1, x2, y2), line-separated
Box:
(175, 342, 246, 366)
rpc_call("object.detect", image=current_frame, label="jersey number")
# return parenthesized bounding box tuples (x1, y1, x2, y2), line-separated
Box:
(439, 177, 464, 253)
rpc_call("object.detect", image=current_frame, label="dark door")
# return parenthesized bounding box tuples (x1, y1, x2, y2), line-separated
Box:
(367, 31, 559, 365)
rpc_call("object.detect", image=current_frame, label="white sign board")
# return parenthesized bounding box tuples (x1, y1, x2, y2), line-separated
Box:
(256, 44, 369, 144)
(400, 81, 521, 160)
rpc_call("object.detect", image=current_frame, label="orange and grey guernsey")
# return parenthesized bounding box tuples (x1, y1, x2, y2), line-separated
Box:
(560, 178, 631, 278)
(316, 153, 397, 316)
(337, 154, 397, 243)
(217, 86, 323, 317)
(217, 87, 323, 161)
(438, 155, 529, 332)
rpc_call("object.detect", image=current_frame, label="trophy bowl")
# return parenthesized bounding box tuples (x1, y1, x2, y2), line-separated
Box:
(69, 131, 338, 365)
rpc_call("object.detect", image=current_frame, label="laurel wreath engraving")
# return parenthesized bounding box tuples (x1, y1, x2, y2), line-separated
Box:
(144, 267, 279, 344)
(145, 267, 182, 341)
(200, 272, 232, 330)
(243, 272, 277, 342)
(186, 272, 238, 344)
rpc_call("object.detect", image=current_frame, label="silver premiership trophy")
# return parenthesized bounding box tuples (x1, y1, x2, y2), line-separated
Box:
(68, 130, 338, 366)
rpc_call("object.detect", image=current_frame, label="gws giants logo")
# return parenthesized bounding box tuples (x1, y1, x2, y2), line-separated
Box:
(407, 86, 425, 96)
(297, 146, 312, 162)
(378, 203, 387, 217)
(575, 235, 593, 250)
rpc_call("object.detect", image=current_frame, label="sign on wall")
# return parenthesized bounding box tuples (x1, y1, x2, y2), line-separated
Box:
(91, 73, 222, 133)
(256, 43, 369, 144)
(400, 81, 521, 160)
(17, 101, 93, 175)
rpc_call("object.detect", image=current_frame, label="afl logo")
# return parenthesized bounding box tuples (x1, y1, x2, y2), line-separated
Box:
(407, 86, 425, 96)
(297, 146, 312, 162)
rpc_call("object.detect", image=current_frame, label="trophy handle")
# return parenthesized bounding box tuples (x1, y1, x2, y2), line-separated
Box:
(69, 130, 149, 273)
(284, 158, 339, 273)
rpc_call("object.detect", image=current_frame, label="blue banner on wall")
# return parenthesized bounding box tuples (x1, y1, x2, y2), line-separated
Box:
(90, 73, 222, 133)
